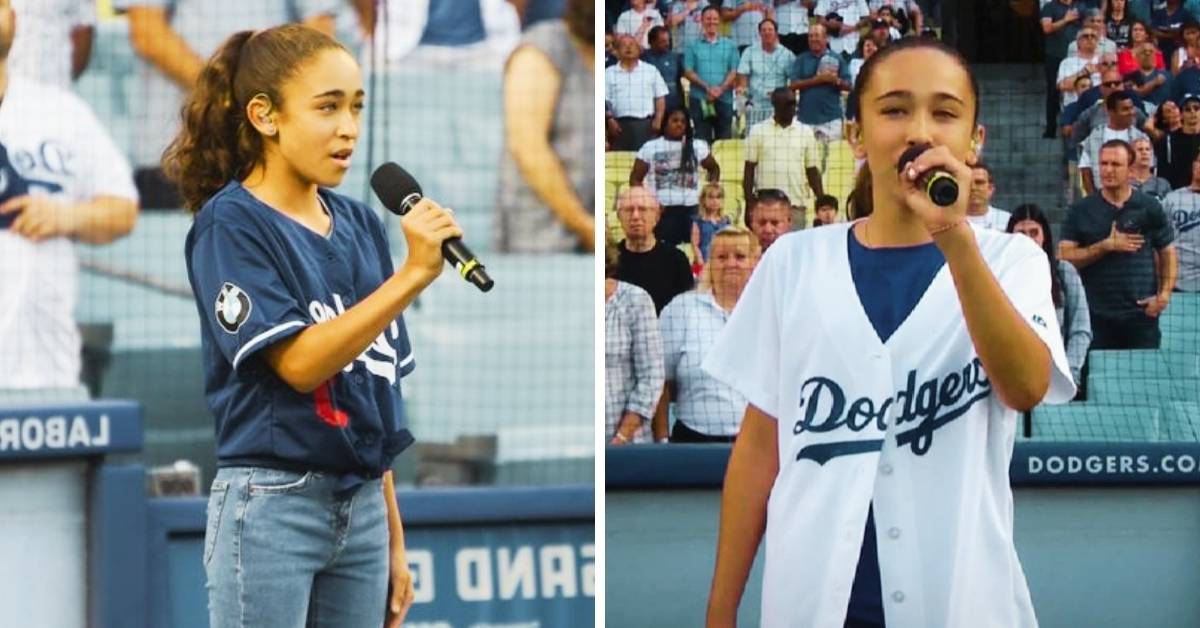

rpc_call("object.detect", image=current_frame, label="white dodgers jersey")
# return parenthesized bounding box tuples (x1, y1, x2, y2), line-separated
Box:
(704, 223, 1075, 628)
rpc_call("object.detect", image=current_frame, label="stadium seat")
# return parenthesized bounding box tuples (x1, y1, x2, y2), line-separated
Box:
(1088, 376, 1200, 404)
(825, 140, 858, 212)
(606, 151, 637, 187)
(721, 181, 745, 226)
(1161, 401, 1200, 442)
(1087, 350, 1188, 379)
(1032, 403, 1162, 441)
(711, 139, 745, 186)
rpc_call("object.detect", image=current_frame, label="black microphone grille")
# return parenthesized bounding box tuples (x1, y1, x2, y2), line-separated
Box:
(896, 143, 932, 172)
(370, 163, 423, 215)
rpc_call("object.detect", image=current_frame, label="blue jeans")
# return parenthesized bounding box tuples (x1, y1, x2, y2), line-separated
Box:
(205, 467, 388, 628)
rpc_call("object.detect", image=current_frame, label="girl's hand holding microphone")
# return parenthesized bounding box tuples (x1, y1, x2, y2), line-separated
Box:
(898, 143, 974, 239)
(398, 198, 464, 286)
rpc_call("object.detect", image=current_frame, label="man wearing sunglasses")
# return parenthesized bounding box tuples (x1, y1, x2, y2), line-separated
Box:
(1057, 26, 1104, 109)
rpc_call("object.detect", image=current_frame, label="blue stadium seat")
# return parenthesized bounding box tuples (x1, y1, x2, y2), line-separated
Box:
(1032, 403, 1162, 441)
(1088, 376, 1200, 404)
(1162, 401, 1200, 442)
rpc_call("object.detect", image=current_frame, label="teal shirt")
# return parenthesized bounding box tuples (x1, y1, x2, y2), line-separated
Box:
(684, 36, 741, 104)
(737, 44, 796, 107)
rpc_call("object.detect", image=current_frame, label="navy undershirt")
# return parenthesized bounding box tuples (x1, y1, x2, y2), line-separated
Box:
(844, 227, 946, 627)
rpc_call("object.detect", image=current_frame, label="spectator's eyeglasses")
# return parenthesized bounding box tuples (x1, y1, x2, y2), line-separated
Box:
(1102, 81, 1123, 87)
(1186, 105, 1200, 112)
(1079, 33, 1098, 39)
(1101, 60, 1117, 66)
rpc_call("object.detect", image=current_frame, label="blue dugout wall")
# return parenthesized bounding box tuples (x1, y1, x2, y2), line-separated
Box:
(0, 402, 594, 628)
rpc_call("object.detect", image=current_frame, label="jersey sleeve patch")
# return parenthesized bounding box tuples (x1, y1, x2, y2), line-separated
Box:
(215, 283, 253, 334)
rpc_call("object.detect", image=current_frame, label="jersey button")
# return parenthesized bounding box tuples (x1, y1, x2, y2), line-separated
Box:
(880, 463, 893, 475)
(888, 527, 901, 539)
(892, 591, 905, 603)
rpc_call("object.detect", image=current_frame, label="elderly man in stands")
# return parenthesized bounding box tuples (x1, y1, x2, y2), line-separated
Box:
(788, 23, 851, 174)
(615, 187, 695, 315)
(1058, 26, 1104, 110)
(117, 0, 337, 208)
(1161, 151, 1200, 292)
(0, 0, 139, 398)
(737, 19, 795, 129)
(607, 33, 668, 151)
(684, 6, 741, 142)
(1080, 90, 1150, 196)
(1069, 8, 1120, 56)
(747, 188, 794, 250)
(1061, 139, 1177, 350)
(744, 88, 823, 227)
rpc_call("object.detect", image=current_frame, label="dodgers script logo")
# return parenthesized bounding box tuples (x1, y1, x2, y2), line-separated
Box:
(309, 293, 404, 386)
(793, 358, 992, 464)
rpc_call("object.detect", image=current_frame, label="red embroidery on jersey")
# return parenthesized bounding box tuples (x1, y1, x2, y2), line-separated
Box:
(313, 380, 349, 428)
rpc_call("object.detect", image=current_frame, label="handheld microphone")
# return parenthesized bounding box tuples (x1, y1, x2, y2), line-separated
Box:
(370, 163, 494, 292)
(897, 143, 958, 207)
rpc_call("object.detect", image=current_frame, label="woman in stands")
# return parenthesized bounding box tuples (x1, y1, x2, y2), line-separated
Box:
(655, 226, 760, 443)
(631, 106, 721, 247)
(165, 25, 463, 628)
(1008, 204, 1093, 389)
(703, 37, 1075, 628)
(1105, 0, 1136, 49)
(494, 0, 594, 253)
(1118, 20, 1165, 75)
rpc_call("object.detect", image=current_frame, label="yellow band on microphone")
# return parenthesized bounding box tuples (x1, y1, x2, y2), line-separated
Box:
(458, 258, 480, 279)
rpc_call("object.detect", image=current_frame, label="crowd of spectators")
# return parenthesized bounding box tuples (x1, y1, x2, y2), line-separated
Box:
(607, 0, 1199, 443)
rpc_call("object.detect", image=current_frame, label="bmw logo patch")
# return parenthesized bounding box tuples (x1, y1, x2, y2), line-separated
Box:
(215, 283, 252, 334)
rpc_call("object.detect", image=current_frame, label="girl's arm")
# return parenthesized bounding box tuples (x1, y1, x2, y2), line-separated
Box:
(383, 471, 414, 628)
(503, 46, 595, 250)
(903, 146, 1052, 411)
(262, 200, 460, 393)
(692, 220, 704, 261)
(707, 405, 777, 627)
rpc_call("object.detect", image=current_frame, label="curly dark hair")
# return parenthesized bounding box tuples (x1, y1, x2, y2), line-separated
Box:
(565, 0, 594, 44)
(162, 24, 347, 213)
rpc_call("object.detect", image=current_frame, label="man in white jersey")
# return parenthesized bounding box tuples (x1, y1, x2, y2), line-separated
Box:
(965, 162, 1013, 230)
(0, 0, 139, 392)
(7, 0, 94, 88)
(1160, 151, 1200, 291)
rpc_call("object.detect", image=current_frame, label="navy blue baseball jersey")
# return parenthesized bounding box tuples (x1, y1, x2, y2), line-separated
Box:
(185, 181, 415, 490)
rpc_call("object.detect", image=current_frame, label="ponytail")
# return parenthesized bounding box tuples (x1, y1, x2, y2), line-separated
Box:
(847, 162, 873, 220)
(163, 31, 258, 214)
(162, 25, 346, 213)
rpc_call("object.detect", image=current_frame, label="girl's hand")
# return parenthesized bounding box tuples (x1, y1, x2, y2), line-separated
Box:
(385, 549, 415, 628)
(897, 144, 973, 232)
(398, 199, 463, 285)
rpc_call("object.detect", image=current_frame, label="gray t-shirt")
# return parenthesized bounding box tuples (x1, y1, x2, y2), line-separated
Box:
(113, 0, 339, 169)
(1060, 190, 1176, 316)
(1160, 187, 1200, 291)
(494, 20, 594, 253)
